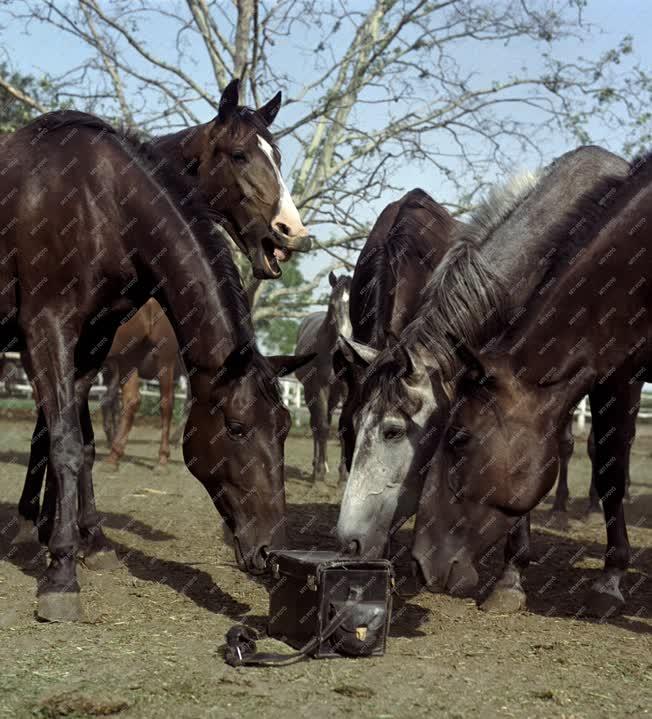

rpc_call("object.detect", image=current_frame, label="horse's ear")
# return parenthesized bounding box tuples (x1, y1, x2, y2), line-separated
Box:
(267, 352, 316, 377)
(448, 335, 485, 383)
(337, 336, 379, 368)
(328, 271, 338, 288)
(218, 78, 240, 121)
(257, 91, 282, 127)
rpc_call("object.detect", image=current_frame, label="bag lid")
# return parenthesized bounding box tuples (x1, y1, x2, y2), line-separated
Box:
(267, 549, 393, 581)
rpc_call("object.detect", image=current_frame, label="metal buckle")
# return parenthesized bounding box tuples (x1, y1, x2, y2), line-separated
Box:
(306, 575, 318, 591)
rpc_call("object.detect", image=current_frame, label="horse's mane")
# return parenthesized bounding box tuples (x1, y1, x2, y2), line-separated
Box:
(27, 110, 280, 399)
(407, 150, 652, 378)
(354, 188, 454, 345)
(467, 169, 544, 242)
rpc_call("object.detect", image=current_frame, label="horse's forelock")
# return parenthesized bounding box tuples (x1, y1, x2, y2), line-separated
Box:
(407, 239, 509, 380)
(359, 351, 422, 419)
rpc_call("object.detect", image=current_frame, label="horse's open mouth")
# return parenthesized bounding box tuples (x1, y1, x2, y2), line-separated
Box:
(262, 236, 292, 278)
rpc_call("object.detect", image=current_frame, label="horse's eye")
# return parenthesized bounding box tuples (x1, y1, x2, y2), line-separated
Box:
(383, 424, 406, 442)
(226, 420, 246, 439)
(231, 151, 247, 164)
(448, 427, 471, 450)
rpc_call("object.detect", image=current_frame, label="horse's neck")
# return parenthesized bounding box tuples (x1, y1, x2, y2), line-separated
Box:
(325, 302, 343, 341)
(481, 148, 630, 310)
(124, 205, 247, 376)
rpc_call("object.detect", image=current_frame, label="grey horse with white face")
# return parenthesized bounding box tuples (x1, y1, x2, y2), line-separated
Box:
(336, 146, 631, 570)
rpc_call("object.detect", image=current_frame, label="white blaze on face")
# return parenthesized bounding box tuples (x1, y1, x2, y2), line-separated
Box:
(336, 385, 437, 555)
(338, 290, 353, 339)
(257, 136, 307, 239)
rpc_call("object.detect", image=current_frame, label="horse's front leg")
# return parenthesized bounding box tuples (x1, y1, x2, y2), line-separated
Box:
(29, 338, 84, 622)
(583, 379, 639, 617)
(479, 514, 529, 614)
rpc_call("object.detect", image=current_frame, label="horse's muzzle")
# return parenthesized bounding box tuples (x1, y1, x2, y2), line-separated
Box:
(272, 229, 312, 253)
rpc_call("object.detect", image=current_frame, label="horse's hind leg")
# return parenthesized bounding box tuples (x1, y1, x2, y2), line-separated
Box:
(101, 361, 119, 446)
(586, 429, 601, 514)
(583, 380, 637, 617)
(328, 385, 348, 485)
(78, 393, 121, 570)
(154, 366, 174, 472)
(480, 514, 529, 614)
(312, 389, 329, 482)
(13, 408, 49, 544)
(103, 371, 140, 470)
(552, 416, 575, 524)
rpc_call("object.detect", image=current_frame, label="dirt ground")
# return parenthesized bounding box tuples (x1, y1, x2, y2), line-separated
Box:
(0, 416, 651, 719)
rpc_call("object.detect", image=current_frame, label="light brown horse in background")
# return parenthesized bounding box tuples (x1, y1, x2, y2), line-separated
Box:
(100, 299, 187, 473)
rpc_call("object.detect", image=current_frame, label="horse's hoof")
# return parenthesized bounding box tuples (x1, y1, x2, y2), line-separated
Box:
(152, 463, 170, 476)
(11, 517, 38, 545)
(547, 510, 569, 531)
(37, 592, 82, 622)
(82, 549, 122, 571)
(480, 585, 527, 614)
(584, 584, 624, 619)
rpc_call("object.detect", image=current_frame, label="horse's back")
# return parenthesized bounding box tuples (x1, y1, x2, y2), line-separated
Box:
(351, 188, 455, 344)
(485, 145, 630, 299)
(295, 312, 327, 384)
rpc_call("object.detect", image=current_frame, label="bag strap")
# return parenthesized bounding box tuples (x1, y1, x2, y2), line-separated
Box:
(224, 609, 350, 668)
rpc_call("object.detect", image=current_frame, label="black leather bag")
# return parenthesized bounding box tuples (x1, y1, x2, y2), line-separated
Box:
(225, 550, 393, 667)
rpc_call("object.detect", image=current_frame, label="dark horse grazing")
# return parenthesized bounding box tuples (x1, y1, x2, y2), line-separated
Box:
(336, 147, 641, 608)
(412, 151, 652, 617)
(0, 108, 312, 622)
(13, 79, 311, 546)
(334, 188, 458, 519)
(295, 271, 352, 483)
(99, 298, 185, 472)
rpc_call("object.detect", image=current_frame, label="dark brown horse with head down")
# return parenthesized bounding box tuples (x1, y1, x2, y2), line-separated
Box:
(13, 79, 309, 545)
(0, 110, 312, 622)
(412, 151, 652, 617)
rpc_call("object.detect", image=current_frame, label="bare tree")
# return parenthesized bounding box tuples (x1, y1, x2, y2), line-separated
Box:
(1, 0, 649, 322)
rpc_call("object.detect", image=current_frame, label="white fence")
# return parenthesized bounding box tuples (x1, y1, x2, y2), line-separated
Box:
(0, 351, 305, 411)
(1, 350, 650, 430)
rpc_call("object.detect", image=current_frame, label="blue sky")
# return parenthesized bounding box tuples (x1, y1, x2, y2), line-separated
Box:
(2, 0, 651, 284)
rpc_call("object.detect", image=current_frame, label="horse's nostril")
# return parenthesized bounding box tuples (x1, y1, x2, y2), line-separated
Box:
(274, 222, 291, 237)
